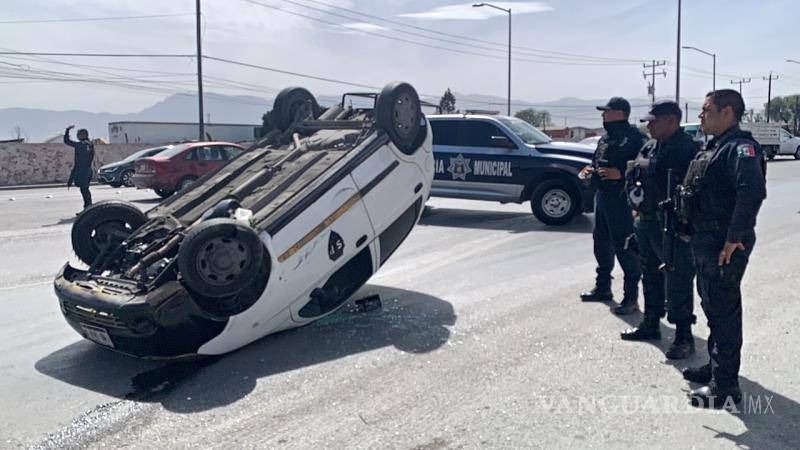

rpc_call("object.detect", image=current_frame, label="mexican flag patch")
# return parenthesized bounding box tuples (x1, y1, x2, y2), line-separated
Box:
(737, 143, 756, 158)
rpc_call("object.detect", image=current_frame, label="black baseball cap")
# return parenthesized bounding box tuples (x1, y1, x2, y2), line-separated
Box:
(640, 100, 682, 122)
(596, 97, 631, 115)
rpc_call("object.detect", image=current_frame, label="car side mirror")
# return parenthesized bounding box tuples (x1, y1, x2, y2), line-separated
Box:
(491, 135, 516, 149)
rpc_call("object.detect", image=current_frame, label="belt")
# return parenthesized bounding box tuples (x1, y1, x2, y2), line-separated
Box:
(690, 219, 727, 233)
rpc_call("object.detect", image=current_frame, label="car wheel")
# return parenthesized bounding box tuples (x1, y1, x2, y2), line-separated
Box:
(273, 86, 321, 131)
(177, 176, 197, 192)
(120, 169, 134, 187)
(154, 188, 174, 198)
(795, 146, 800, 160)
(109, 182, 122, 188)
(375, 81, 427, 154)
(72, 200, 147, 265)
(530, 179, 580, 226)
(178, 218, 265, 299)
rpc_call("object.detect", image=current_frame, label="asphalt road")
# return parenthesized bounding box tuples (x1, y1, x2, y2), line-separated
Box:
(1, 161, 799, 449)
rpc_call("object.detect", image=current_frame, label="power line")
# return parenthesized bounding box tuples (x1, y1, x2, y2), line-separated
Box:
(0, 51, 194, 58)
(291, 0, 647, 63)
(240, 0, 641, 66)
(0, 13, 194, 25)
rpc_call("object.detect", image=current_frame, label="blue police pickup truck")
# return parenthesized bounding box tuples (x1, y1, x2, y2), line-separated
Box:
(428, 114, 596, 225)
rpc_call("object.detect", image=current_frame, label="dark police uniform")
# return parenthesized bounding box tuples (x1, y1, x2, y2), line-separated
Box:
(64, 128, 95, 208)
(587, 120, 646, 306)
(623, 129, 699, 357)
(677, 124, 766, 400)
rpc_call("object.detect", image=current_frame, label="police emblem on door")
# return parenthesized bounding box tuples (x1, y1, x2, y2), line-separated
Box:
(328, 231, 345, 261)
(447, 154, 472, 180)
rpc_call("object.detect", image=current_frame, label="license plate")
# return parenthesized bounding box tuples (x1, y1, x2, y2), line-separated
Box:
(80, 323, 115, 348)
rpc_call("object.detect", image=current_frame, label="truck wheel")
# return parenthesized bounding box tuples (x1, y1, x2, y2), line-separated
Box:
(273, 87, 321, 131)
(530, 180, 580, 226)
(72, 200, 147, 265)
(795, 146, 800, 160)
(178, 218, 264, 299)
(375, 81, 427, 154)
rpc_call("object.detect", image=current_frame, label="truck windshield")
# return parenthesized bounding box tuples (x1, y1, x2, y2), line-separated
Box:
(497, 117, 552, 145)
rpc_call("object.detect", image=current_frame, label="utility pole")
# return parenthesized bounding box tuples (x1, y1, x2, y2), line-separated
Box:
(675, 0, 681, 103)
(643, 60, 667, 104)
(763, 71, 778, 123)
(795, 96, 799, 135)
(730, 78, 751, 95)
(473, 3, 512, 116)
(685, 102, 689, 123)
(196, 0, 205, 141)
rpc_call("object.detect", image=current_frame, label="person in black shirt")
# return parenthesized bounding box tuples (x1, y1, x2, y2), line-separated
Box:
(579, 97, 646, 315)
(678, 90, 767, 408)
(63, 125, 95, 210)
(621, 101, 699, 360)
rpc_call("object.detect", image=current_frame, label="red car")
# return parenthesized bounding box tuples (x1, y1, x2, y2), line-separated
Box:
(133, 142, 245, 198)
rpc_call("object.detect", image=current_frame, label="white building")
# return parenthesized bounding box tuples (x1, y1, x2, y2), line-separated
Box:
(108, 121, 260, 144)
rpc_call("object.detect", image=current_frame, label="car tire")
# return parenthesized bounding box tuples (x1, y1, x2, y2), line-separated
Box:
(177, 218, 265, 299)
(530, 179, 581, 226)
(120, 169, 134, 187)
(177, 176, 197, 192)
(72, 200, 147, 265)
(273, 87, 321, 131)
(154, 188, 173, 198)
(109, 182, 122, 188)
(795, 146, 800, 160)
(375, 81, 427, 154)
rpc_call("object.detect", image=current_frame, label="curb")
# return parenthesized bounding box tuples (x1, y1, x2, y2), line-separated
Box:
(0, 182, 103, 192)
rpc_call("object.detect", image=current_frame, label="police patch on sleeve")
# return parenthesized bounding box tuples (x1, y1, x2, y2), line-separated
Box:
(737, 143, 756, 158)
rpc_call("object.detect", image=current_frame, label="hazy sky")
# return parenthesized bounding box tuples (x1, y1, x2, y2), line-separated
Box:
(2, 0, 799, 122)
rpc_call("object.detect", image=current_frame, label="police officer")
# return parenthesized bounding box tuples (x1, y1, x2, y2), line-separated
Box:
(620, 101, 699, 360)
(64, 125, 95, 211)
(579, 97, 646, 314)
(677, 90, 766, 408)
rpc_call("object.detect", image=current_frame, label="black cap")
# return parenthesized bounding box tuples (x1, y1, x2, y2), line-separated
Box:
(596, 97, 631, 115)
(639, 100, 682, 122)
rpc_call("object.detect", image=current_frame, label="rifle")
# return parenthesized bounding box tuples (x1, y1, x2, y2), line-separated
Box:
(659, 168, 677, 272)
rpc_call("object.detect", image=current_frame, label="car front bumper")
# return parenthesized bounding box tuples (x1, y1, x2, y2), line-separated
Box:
(54, 264, 226, 359)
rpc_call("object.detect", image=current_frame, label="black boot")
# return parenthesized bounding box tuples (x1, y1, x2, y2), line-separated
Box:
(580, 287, 613, 302)
(665, 323, 695, 360)
(620, 315, 661, 340)
(688, 381, 742, 409)
(681, 363, 712, 384)
(612, 295, 639, 315)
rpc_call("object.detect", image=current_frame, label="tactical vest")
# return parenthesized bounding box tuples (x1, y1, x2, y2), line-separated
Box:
(626, 140, 659, 215)
(675, 148, 714, 223)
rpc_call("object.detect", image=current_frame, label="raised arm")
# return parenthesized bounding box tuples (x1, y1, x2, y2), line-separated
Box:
(63, 125, 77, 148)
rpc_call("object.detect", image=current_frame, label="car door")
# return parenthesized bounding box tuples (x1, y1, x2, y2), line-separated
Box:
(431, 119, 521, 202)
(779, 130, 796, 155)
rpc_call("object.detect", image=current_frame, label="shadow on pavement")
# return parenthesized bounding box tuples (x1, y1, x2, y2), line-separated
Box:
(609, 301, 800, 448)
(41, 217, 76, 227)
(35, 285, 456, 414)
(420, 206, 593, 234)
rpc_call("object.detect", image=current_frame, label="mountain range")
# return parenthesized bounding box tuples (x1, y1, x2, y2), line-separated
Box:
(1, 90, 703, 143)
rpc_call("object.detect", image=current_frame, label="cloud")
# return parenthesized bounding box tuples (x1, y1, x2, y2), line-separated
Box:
(400, 2, 552, 21)
(340, 22, 390, 32)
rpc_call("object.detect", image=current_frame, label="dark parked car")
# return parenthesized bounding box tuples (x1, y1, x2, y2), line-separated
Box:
(97, 145, 170, 187)
(132, 142, 245, 198)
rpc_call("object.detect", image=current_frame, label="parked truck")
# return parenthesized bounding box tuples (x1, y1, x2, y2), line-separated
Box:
(741, 122, 800, 159)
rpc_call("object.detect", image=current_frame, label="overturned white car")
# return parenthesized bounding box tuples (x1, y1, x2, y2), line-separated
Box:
(54, 82, 433, 358)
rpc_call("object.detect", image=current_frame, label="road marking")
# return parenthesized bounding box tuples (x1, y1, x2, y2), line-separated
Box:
(0, 280, 51, 291)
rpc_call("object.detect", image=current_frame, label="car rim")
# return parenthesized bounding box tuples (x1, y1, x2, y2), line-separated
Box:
(122, 171, 132, 186)
(90, 220, 131, 252)
(393, 92, 418, 139)
(541, 189, 571, 218)
(180, 179, 195, 190)
(196, 237, 251, 286)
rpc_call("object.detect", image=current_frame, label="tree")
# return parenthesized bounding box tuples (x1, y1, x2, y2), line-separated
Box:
(514, 108, 553, 128)
(439, 88, 456, 114)
(764, 94, 799, 128)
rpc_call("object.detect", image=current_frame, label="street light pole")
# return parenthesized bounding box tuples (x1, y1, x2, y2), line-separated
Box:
(788, 60, 800, 134)
(675, 0, 681, 103)
(196, 0, 205, 141)
(682, 45, 716, 91)
(473, 3, 511, 116)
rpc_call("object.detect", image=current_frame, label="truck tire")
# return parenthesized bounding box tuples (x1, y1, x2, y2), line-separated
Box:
(72, 200, 147, 265)
(530, 179, 581, 226)
(273, 87, 321, 131)
(375, 81, 427, 154)
(178, 218, 265, 299)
